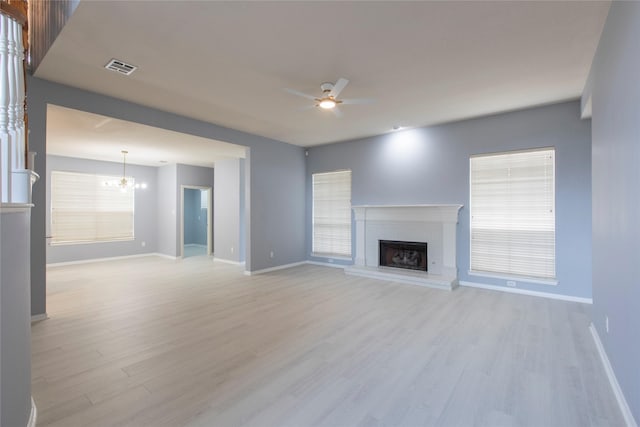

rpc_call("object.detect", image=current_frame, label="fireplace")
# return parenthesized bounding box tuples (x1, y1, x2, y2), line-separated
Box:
(346, 204, 462, 290)
(379, 240, 428, 272)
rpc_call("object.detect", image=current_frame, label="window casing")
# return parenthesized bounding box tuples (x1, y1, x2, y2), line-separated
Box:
(51, 171, 135, 244)
(470, 148, 555, 280)
(312, 170, 352, 257)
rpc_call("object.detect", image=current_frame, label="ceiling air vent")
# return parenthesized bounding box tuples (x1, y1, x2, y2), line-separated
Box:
(104, 59, 137, 76)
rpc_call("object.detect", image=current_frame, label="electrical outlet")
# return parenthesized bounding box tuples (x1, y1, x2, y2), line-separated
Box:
(606, 316, 609, 334)
(141, 241, 146, 247)
(230, 247, 234, 254)
(507, 280, 516, 287)
(269, 251, 275, 259)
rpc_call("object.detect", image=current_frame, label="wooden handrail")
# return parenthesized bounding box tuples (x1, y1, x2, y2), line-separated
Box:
(0, 0, 27, 26)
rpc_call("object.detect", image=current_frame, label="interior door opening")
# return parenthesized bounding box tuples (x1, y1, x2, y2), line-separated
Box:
(181, 186, 212, 258)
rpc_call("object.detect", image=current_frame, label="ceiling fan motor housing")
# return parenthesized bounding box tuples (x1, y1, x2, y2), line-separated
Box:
(320, 82, 334, 92)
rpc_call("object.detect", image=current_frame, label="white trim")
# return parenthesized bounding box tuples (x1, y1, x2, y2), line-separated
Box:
(46, 252, 157, 267)
(244, 261, 307, 276)
(213, 257, 245, 266)
(306, 260, 347, 269)
(310, 253, 352, 261)
(49, 237, 135, 247)
(0, 203, 33, 213)
(46, 253, 182, 267)
(468, 270, 558, 286)
(589, 324, 638, 427)
(459, 280, 592, 304)
(27, 397, 37, 427)
(31, 313, 48, 323)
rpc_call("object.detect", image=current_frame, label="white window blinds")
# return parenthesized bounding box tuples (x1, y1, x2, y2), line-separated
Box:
(470, 148, 555, 279)
(312, 170, 352, 257)
(51, 171, 135, 244)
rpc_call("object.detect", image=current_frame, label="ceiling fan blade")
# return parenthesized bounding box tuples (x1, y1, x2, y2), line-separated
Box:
(329, 78, 349, 98)
(340, 98, 375, 105)
(331, 108, 344, 118)
(284, 88, 318, 101)
(297, 104, 317, 111)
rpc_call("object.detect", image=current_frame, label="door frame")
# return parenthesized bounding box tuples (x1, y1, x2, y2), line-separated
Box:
(180, 185, 213, 258)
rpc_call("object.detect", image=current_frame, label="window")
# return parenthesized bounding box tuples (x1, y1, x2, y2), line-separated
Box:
(312, 170, 352, 257)
(470, 148, 555, 280)
(51, 171, 135, 244)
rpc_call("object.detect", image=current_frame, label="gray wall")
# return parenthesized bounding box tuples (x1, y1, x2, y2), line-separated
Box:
(156, 164, 177, 257)
(214, 158, 242, 263)
(184, 189, 207, 246)
(46, 155, 158, 264)
(0, 209, 32, 427)
(28, 76, 306, 315)
(307, 101, 592, 299)
(589, 2, 640, 421)
(239, 159, 246, 262)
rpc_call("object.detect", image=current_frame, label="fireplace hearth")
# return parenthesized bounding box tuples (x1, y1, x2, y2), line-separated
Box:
(379, 240, 427, 272)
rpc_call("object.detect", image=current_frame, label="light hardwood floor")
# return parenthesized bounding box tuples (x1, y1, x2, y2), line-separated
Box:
(33, 256, 624, 427)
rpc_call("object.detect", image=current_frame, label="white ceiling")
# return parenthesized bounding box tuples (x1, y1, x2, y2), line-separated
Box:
(46, 105, 246, 167)
(35, 1, 610, 147)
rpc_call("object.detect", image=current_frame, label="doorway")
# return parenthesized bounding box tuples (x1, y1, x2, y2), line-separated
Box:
(181, 186, 212, 258)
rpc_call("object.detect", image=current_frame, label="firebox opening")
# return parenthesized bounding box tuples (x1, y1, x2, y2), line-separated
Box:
(379, 240, 428, 272)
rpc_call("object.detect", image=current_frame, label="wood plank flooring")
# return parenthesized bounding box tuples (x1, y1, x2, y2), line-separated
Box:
(32, 256, 624, 426)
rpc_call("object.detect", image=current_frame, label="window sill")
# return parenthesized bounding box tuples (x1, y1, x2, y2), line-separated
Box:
(50, 238, 135, 246)
(468, 270, 558, 286)
(310, 253, 352, 261)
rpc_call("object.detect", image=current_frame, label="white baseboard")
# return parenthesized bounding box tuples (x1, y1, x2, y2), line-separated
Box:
(31, 313, 48, 323)
(306, 260, 347, 269)
(589, 324, 638, 427)
(244, 261, 307, 276)
(27, 397, 37, 427)
(459, 280, 592, 304)
(213, 257, 245, 266)
(47, 253, 158, 267)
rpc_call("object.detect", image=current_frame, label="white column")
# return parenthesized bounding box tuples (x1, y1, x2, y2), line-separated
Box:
(0, 14, 10, 202)
(441, 220, 458, 277)
(353, 207, 366, 266)
(0, 12, 31, 204)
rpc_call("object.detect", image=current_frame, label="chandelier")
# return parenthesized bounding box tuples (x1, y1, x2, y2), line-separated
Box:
(103, 150, 147, 190)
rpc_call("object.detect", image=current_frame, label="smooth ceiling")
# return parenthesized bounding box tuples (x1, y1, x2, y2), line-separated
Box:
(35, 1, 610, 147)
(46, 105, 246, 167)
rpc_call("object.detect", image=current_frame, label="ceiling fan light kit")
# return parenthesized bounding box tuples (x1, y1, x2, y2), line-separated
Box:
(318, 98, 337, 110)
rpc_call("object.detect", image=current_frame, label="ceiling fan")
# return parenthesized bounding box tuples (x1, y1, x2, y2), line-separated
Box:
(284, 78, 373, 117)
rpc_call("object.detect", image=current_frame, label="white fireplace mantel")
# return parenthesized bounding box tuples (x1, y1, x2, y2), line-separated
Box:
(345, 204, 463, 290)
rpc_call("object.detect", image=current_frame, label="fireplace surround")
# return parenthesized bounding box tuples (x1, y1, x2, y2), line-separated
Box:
(345, 204, 463, 290)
